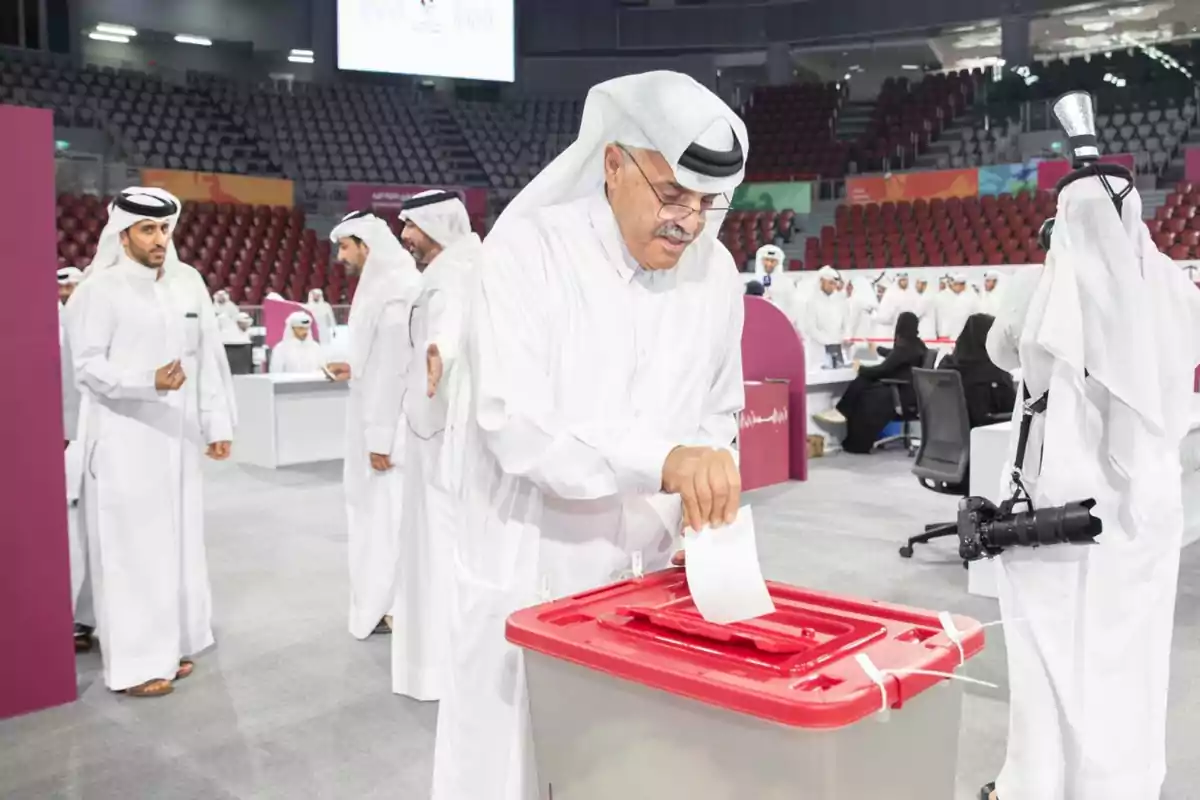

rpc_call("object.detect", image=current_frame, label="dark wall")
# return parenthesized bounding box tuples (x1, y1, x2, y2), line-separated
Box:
(516, 53, 716, 97)
(70, 0, 311, 53)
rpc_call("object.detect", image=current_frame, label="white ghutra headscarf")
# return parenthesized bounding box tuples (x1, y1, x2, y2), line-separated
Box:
(399, 190, 474, 249)
(84, 187, 182, 278)
(329, 210, 421, 375)
(491, 71, 749, 241)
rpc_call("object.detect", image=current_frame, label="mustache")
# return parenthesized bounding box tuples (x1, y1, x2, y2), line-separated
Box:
(654, 222, 697, 243)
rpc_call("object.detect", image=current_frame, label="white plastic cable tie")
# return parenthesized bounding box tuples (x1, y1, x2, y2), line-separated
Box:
(938, 611, 966, 667)
(854, 653, 891, 718)
(631, 552, 644, 580)
(886, 668, 999, 690)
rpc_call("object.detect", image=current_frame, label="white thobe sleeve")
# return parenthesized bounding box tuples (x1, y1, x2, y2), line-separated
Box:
(687, 288, 744, 452)
(362, 301, 410, 455)
(472, 238, 675, 500)
(987, 268, 1042, 371)
(196, 295, 235, 443)
(425, 284, 461, 372)
(69, 283, 161, 401)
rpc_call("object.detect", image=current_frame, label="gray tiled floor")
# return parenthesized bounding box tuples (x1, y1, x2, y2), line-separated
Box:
(2, 452, 1197, 799)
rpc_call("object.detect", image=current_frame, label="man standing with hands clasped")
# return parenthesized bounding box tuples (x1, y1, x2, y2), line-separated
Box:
(325, 210, 422, 640)
(431, 70, 747, 800)
(67, 187, 236, 698)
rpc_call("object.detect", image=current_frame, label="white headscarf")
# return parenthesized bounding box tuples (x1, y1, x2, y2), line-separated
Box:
(400, 190, 473, 249)
(283, 310, 312, 336)
(753, 244, 785, 282)
(1019, 175, 1199, 478)
(84, 187, 182, 278)
(492, 71, 748, 240)
(56, 267, 83, 285)
(329, 211, 421, 374)
(308, 289, 324, 303)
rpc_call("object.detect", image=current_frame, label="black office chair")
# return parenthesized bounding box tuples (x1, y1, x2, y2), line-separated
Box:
(898, 368, 971, 559)
(875, 349, 940, 457)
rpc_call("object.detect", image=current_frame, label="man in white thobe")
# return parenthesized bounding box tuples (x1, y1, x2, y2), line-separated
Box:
(431, 71, 748, 800)
(983, 150, 1200, 797)
(875, 270, 918, 331)
(977, 269, 1003, 317)
(58, 266, 94, 651)
(68, 187, 236, 697)
(212, 289, 239, 323)
(269, 311, 325, 374)
(912, 276, 937, 341)
(306, 288, 337, 344)
(938, 272, 979, 341)
(325, 211, 422, 640)
(389, 189, 484, 701)
(843, 275, 878, 343)
(798, 265, 847, 367)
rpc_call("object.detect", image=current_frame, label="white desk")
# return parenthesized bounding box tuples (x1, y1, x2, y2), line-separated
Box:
(805, 367, 857, 451)
(233, 374, 349, 468)
(968, 395, 1200, 598)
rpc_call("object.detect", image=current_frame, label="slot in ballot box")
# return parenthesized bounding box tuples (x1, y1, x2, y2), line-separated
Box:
(509, 570, 985, 800)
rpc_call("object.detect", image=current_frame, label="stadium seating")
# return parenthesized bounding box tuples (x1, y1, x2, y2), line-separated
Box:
(453, 99, 582, 189)
(1152, 181, 1200, 260)
(805, 191, 1057, 270)
(54, 193, 344, 304)
(742, 82, 846, 181)
(717, 208, 801, 270)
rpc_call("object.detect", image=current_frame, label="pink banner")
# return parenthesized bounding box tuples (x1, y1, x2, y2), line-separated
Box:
(1186, 146, 1200, 183)
(0, 104, 77, 719)
(346, 184, 488, 221)
(1037, 153, 1135, 191)
(739, 381, 791, 491)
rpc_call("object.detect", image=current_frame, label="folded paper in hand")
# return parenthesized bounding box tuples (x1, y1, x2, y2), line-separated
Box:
(682, 505, 775, 624)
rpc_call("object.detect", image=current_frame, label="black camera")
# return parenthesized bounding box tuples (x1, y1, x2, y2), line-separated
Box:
(956, 495, 1103, 562)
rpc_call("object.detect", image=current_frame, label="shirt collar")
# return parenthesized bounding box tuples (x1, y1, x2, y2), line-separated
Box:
(117, 254, 164, 282)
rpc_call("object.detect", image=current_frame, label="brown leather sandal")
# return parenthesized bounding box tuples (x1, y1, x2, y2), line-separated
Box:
(175, 659, 194, 681)
(123, 679, 174, 698)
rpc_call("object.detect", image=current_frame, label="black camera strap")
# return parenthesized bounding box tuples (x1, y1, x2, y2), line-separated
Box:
(1009, 383, 1047, 510)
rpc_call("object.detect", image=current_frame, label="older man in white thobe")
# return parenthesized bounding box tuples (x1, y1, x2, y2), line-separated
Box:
(269, 311, 325, 374)
(325, 211, 422, 640)
(977, 269, 1003, 317)
(982, 94, 1200, 800)
(938, 271, 979, 341)
(67, 187, 236, 697)
(384, 189, 485, 701)
(306, 288, 337, 344)
(430, 71, 748, 800)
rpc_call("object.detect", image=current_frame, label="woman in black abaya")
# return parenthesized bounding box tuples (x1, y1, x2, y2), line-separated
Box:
(938, 313, 1016, 428)
(836, 311, 928, 454)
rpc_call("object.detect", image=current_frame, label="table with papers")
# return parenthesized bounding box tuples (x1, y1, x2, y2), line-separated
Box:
(232, 373, 348, 469)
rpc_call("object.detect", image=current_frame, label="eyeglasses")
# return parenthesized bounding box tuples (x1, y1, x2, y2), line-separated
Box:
(617, 145, 730, 221)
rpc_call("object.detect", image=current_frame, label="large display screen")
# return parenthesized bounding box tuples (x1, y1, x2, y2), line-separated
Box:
(337, 0, 514, 83)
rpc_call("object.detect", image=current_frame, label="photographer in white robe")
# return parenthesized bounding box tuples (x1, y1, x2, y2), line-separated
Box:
(430, 71, 747, 800)
(983, 94, 1200, 800)
(306, 288, 337, 344)
(268, 311, 325, 374)
(325, 211, 422, 640)
(752, 244, 794, 313)
(68, 187, 236, 697)
(978, 269, 1003, 317)
(389, 190, 484, 701)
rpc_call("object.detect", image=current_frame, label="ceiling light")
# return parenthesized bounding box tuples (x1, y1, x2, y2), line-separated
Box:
(901, 64, 920, 70)
(843, 72, 852, 81)
(1081, 21, 1114, 32)
(175, 34, 213, 46)
(288, 54, 314, 64)
(290, 49, 313, 57)
(95, 23, 136, 37)
(88, 32, 130, 44)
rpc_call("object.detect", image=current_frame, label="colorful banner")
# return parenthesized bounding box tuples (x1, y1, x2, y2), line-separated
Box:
(1186, 146, 1200, 182)
(345, 184, 489, 220)
(846, 168, 979, 204)
(730, 181, 813, 214)
(978, 161, 1040, 196)
(1036, 153, 1135, 191)
(140, 169, 294, 207)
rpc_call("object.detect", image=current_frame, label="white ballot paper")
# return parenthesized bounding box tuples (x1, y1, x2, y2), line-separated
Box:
(683, 505, 776, 624)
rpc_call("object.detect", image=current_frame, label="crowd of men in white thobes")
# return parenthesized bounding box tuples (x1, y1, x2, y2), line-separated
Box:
(752, 248, 1006, 359)
(51, 76, 1200, 800)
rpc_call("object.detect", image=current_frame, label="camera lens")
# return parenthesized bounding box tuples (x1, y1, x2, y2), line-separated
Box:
(982, 499, 1102, 549)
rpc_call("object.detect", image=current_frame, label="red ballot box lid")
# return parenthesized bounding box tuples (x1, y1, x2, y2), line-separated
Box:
(507, 569, 985, 729)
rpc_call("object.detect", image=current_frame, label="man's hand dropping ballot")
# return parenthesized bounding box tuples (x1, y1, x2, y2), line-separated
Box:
(681, 505, 776, 624)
